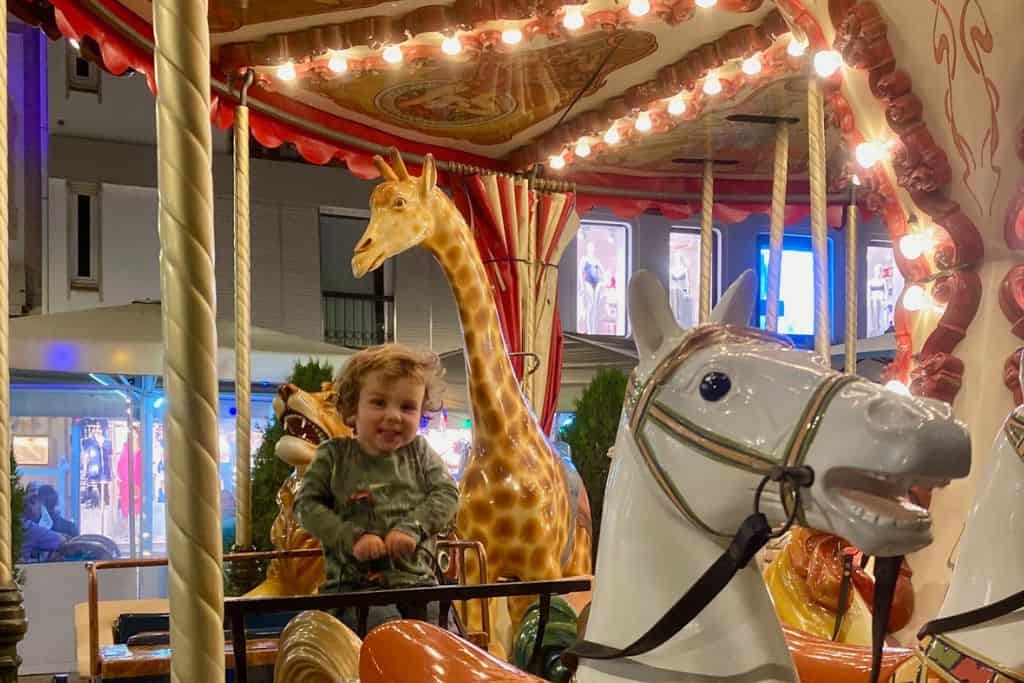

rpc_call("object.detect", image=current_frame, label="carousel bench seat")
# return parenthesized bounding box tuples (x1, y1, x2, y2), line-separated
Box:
(98, 637, 277, 682)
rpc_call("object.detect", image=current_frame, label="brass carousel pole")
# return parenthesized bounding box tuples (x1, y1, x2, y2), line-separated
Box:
(225, 70, 262, 596)
(765, 122, 790, 332)
(152, 0, 226, 680)
(807, 79, 831, 361)
(699, 159, 714, 323)
(845, 182, 859, 374)
(0, 4, 28, 680)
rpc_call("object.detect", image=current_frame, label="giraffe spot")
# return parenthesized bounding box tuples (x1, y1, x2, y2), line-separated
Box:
(455, 263, 474, 283)
(506, 546, 527, 568)
(489, 548, 504, 565)
(468, 498, 494, 525)
(529, 546, 549, 572)
(493, 516, 517, 540)
(517, 453, 537, 471)
(519, 484, 540, 508)
(486, 458, 512, 482)
(493, 487, 516, 509)
(474, 309, 490, 330)
(446, 245, 463, 263)
(520, 518, 542, 544)
(461, 468, 485, 492)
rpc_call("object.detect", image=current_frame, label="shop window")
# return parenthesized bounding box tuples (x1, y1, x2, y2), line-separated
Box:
(576, 220, 631, 336)
(668, 228, 722, 329)
(68, 182, 100, 291)
(865, 242, 904, 338)
(66, 40, 101, 96)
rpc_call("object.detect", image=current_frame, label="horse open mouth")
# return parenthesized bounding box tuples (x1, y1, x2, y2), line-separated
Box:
(283, 412, 329, 446)
(824, 468, 950, 530)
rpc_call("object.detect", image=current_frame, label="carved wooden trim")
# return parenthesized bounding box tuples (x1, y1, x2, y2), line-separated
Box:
(828, 0, 986, 403)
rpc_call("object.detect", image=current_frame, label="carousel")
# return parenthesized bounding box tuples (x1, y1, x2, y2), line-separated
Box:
(0, 0, 1020, 682)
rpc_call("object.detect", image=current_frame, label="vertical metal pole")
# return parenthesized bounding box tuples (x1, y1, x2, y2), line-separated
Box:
(0, 5, 27, 679)
(765, 122, 790, 332)
(152, 0, 226, 679)
(808, 79, 831, 360)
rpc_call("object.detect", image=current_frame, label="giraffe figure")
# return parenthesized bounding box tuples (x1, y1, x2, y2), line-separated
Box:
(351, 149, 593, 639)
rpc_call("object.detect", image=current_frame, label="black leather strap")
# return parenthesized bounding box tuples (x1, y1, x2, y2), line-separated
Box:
(917, 588, 1024, 640)
(562, 512, 772, 668)
(831, 551, 854, 641)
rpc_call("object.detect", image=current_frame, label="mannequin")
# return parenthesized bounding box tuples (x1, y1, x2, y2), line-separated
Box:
(669, 249, 695, 327)
(579, 240, 606, 334)
(867, 263, 888, 336)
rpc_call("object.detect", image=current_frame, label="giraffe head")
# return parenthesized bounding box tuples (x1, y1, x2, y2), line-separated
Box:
(353, 149, 439, 278)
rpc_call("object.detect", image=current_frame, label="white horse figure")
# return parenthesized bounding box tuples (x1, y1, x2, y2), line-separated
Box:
(573, 271, 971, 683)
(914, 362, 1024, 680)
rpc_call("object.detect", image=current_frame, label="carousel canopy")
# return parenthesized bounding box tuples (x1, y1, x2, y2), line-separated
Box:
(16, 0, 854, 218)
(9, 302, 353, 383)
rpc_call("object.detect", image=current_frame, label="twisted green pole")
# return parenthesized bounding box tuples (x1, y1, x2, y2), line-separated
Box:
(152, 0, 225, 679)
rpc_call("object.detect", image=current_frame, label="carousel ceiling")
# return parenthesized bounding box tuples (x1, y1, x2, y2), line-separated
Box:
(23, 0, 846, 178)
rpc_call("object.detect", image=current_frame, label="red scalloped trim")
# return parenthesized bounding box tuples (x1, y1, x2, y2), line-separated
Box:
(827, 0, 986, 403)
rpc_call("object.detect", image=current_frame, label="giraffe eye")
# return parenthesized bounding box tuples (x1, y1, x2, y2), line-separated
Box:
(393, 197, 406, 208)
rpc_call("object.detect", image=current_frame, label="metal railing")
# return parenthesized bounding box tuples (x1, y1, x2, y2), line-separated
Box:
(322, 290, 394, 347)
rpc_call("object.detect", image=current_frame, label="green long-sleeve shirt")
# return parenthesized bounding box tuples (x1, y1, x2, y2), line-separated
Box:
(296, 435, 459, 592)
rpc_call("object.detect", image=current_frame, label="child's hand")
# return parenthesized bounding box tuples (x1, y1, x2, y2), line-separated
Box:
(385, 529, 418, 558)
(352, 534, 386, 562)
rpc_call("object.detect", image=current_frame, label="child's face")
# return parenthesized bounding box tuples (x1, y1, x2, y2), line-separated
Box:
(354, 370, 426, 455)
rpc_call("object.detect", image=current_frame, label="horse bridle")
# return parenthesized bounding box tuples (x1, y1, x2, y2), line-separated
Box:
(625, 325, 857, 538)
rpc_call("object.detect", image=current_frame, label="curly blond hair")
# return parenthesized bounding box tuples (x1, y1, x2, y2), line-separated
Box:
(333, 343, 446, 424)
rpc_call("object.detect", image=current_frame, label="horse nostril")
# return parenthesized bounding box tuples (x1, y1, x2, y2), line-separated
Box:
(866, 396, 927, 433)
(355, 238, 372, 253)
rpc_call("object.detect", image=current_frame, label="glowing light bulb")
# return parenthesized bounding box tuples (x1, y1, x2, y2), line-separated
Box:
(884, 380, 911, 396)
(604, 127, 621, 145)
(813, 50, 843, 77)
(899, 233, 934, 260)
(668, 95, 686, 116)
(741, 55, 762, 75)
(382, 44, 404, 64)
(328, 51, 348, 74)
(575, 139, 591, 158)
(787, 36, 808, 57)
(563, 5, 585, 30)
(549, 154, 566, 170)
(902, 284, 928, 312)
(502, 27, 523, 45)
(855, 140, 888, 168)
(628, 0, 650, 16)
(442, 36, 462, 56)
(276, 61, 297, 81)
(69, 38, 81, 51)
(635, 111, 652, 132)
(695, 0, 717, 7)
(703, 72, 722, 95)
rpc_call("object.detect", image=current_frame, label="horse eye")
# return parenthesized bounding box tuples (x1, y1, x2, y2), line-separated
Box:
(699, 372, 731, 402)
(394, 198, 406, 208)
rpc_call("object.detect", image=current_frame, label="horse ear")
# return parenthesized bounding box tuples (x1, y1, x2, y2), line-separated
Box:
(629, 271, 681, 357)
(709, 269, 756, 327)
(421, 154, 436, 197)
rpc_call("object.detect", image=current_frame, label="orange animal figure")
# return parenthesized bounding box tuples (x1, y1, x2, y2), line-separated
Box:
(350, 150, 593, 638)
(357, 620, 914, 683)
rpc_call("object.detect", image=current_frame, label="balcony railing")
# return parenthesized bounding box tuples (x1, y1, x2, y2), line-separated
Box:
(322, 290, 394, 348)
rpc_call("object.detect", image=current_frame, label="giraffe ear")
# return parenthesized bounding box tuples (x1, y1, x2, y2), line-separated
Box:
(629, 270, 680, 358)
(374, 155, 399, 182)
(420, 155, 436, 197)
(388, 148, 411, 180)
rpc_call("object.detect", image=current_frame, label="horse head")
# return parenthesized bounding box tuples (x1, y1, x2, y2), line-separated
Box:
(627, 269, 970, 559)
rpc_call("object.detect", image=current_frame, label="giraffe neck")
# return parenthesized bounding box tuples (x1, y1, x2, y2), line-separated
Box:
(424, 196, 536, 448)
